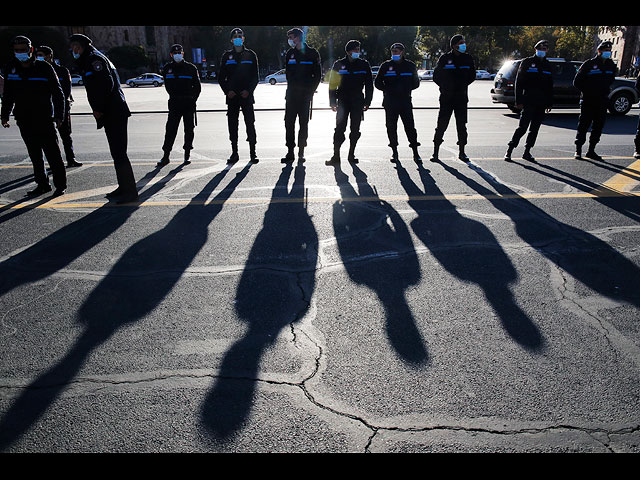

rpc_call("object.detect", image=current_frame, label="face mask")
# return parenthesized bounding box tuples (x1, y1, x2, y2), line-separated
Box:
(232, 37, 243, 47)
(535, 50, 546, 57)
(288, 39, 296, 48)
(36, 55, 46, 61)
(457, 44, 467, 53)
(72, 51, 81, 60)
(15, 52, 30, 62)
(391, 54, 401, 61)
(601, 51, 612, 59)
(351, 52, 360, 59)
(173, 53, 183, 62)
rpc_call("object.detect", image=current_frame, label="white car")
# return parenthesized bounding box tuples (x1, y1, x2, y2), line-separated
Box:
(418, 69, 433, 80)
(265, 69, 286, 85)
(476, 70, 494, 80)
(126, 73, 164, 87)
(71, 74, 83, 86)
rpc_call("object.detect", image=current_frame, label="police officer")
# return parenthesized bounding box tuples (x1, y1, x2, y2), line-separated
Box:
(374, 42, 422, 164)
(325, 40, 373, 166)
(158, 44, 200, 167)
(69, 34, 137, 203)
(282, 27, 322, 164)
(35, 45, 83, 168)
(504, 40, 553, 162)
(218, 28, 259, 164)
(431, 34, 476, 162)
(1, 35, 67, 197)
(573, 40, 617, 161)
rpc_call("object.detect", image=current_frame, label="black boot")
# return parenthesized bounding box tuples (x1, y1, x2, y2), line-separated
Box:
(430, 143, 440, 162)
(585, 145, 602, 161)
(522, 146, 536, 162)
(298, 147, 306, 163)
(249, 144, 259, 164)
(66, 158, 83, 168)
(504, 144, 514, 161)
(227, 144, 239, 164)
(326, 147, 340, 166)
(347, 142, 358, 164)
(281, 149, 295, 164)
(156, 153, 170, 167)
(458, 145, 469, 162)
(183, 149, 191, 165)
(412, 146, 422, 164)
(574, 144, 583, 159)
(390, 147, 399, 163)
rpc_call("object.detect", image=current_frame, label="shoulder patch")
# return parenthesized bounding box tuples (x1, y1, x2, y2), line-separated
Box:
(92, 60, 103, 72)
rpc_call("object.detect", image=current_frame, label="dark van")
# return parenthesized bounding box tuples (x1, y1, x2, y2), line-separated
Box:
(490, 58, 638, 115)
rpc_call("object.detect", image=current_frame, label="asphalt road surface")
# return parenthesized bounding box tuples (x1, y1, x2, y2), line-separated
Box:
(0, 80, 639, 452)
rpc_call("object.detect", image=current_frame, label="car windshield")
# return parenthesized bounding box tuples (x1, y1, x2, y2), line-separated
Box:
(496, 61, 519, 80)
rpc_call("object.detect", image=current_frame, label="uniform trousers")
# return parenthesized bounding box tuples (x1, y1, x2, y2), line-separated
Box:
(508, 104, 546, 149)
(433, 94, 468, 146)
(384, 101, 419, 148)
(162, 101, 195, 153)
(334, 100, 364, 147)
(227, 98, 256, 146)
(57, 105, 75, 161)
(284, 90, 312, 149)
(103, 114, 137, 194)
(17, 118, 66, 190)
(575, 99, 607, 147)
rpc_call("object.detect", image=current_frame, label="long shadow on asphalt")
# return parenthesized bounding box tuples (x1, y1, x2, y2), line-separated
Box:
(331, 163, 428, 366)
(437, 159, 640, 310)
(395, 161, 544, 351)
(504, 111, 639, 135)
(0, 163, 251, 450)
(200, 162, 318, 442)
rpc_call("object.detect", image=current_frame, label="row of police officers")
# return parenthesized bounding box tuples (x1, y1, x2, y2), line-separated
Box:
(2, 30, 639, 204)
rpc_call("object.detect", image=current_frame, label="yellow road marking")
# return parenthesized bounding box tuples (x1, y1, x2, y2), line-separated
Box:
(592, 159, 640, 194)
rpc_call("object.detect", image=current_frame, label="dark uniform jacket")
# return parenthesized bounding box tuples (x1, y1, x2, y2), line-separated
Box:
(217, 47, 259, 104)
(573, 55, 617, 102)
(284, 44, 322, 96)
(74, 45, 130, 126)
(1, 57, 64, 123)
(163, 59, 201, 108)
(52, 62, 73, 107)
(514, 55, 553, 108)
(433, 50, 476, 100)
(328, 55, 373, 108)
(374, 58, 420, 106)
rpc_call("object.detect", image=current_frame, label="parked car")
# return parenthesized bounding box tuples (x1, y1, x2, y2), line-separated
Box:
(418, 69, 433, 80)
(476, 69, 495, 80)
(265, 69, 286, 85)
(491, 58, 639, 115)
(71, 74, 83, 86)
(126, 73, 164, 87)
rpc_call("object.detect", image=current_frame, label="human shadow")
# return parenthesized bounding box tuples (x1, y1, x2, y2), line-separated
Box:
(439, 160, 640, 309)
(200, 162, 318, 442)
(330, 163, 428, 367)
(0, 174, 35, 195)
(395, 161, 544, 351)
(510, 158, 640, 223)
(504, 111, 639, 135)
(0, 163, 251, 450)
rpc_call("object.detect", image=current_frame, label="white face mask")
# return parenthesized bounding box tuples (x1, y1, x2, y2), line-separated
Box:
(288, 38, 296, 48)
(173, 53, 183, 62)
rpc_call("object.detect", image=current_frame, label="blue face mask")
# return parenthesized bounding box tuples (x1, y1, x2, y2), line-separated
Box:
(535, 50, 546, 57)
(232, 37, 243, 47)
(601, 51, 612, 59)
(391, 54, 401, 61)
(351, 52, 360, 59)
(72, 51, 81, 60)
(36, 55, 46, 61)
(172, 53, 183, 62)
(457, 44, 467, 53)
(15, 52, 30, 62)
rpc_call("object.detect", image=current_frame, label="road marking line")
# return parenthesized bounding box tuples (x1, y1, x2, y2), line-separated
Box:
(592, 159, 640, 194)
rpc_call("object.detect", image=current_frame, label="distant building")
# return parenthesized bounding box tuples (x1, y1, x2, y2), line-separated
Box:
(596, 26, 640, 76)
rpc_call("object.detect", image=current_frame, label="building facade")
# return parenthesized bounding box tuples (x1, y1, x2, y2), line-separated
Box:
(597, 26, 640, 76)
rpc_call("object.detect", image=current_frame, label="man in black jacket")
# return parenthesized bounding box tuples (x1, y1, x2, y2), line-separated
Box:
(431, 34, 476, 162)
(69, 34, 137, 203)
(1, 35, 67, 197)
(158, 44, 201, 167)
(573, 40, 617, 161)
(282, 27, 322, 163)
(325, 40, 373, 166)
(218, 28, 259, 164)
(36, 45, 82, 168)
(504, 40, 553, 162)
(374, 43, 422, 164)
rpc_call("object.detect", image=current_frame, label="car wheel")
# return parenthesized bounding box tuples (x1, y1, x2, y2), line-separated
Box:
(78, 80, 83, 86)
(153, 81, 159, 87)
(609, 91, 632, 115)
(269, 78, 276, 85)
